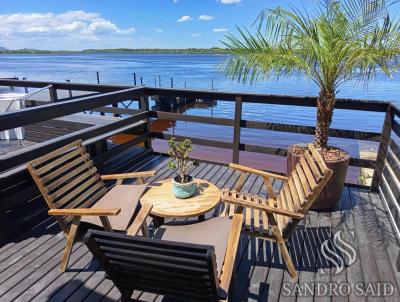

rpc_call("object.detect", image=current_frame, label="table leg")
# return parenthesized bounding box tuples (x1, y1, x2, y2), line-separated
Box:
(198, 214, 205, 222)
(153, 216, 165, 228)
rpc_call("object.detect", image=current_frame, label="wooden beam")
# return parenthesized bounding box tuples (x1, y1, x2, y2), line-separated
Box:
(0, 79, 390, 112)
(0, 78, 135, 92)
(151, 132, 233, 149)
(232, 96, 242, 164)
(390, 139, 400, 158)
(146, 87, 389, 112)
(49, 86, 58, 103)
(92, 107, 141, 116)
(391, 103, 400, 119)
(243, 120, 382, 142)
(48, 208, 121, 216)
(149, 111, 234, 126)
(140, 96, 152, 149)
(0, 87, 146, 131)
(392, 120, 400, 138)
(371, 106, 394, 191)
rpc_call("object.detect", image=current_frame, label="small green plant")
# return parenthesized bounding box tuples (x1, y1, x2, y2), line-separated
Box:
(358, 174, 366, 186)
(167, 137, 199, 183)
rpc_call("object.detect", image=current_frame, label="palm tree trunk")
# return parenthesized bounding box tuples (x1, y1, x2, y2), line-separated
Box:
(314, 91, 335, 149)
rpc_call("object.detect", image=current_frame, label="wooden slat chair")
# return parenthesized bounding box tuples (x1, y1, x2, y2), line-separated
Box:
(85, 213, 243, 302)
(27, 139, 156, 272)
(221, 144, 333, 278)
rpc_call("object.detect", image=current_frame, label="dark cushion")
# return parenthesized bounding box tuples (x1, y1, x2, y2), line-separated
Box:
(81, 184, 148, 231)
(155, 216, 233, 276)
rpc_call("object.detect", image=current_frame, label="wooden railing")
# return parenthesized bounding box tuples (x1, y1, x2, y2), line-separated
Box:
(376, 103, 400, 240)
(0, 78, 399, 243)
(0, 78, 395, 185)
(0, 85, 149, 176)
(146, 87, 385, 171)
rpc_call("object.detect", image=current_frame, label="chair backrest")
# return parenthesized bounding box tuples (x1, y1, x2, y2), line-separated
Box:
(281, 144, 333, 214)
(27, 140, 107, 229)
(84, 229, 220, 301)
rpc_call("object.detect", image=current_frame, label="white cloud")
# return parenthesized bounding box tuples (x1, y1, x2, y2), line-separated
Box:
(173, 0, 179, 3)
(177, 15, 192, 22)
(192, 33, 202, 37)
(0, 10, 136, 49)
(198, 15, 214, 21)
(213, 28, 228, 32)
(154, 28, 163, 33)
(218, 0, 242, 4)
(0, 11, 135, 36)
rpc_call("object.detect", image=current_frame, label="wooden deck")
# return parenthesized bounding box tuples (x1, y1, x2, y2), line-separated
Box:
(0, 113, 120, 155)
(0, 150, 399, 301)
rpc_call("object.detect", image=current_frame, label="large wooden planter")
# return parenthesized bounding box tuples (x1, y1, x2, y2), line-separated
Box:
(287, 145, 350, 210)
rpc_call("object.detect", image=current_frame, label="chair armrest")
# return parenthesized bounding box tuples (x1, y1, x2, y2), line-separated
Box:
(222, 194, 304, 220)
(48, 208, 121, 216)
(126, 203, 153, 236)
(229, 163, 288, 181)
(218, 213, 243, 299)
(101, 171, 156, 181)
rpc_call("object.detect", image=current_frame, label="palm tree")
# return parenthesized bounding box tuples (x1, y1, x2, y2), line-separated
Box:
(221, 0, 400, 152)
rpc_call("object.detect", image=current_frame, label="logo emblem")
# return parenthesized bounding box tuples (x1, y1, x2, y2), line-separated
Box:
(320, 230, 357, 275)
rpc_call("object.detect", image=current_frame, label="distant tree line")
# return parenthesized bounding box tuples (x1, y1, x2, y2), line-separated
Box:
(0, 47, 226, 54)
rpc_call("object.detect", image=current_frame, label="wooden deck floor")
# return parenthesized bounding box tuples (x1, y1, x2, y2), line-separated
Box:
(0, 152, 399, 301)
(0, 113, 120, 155)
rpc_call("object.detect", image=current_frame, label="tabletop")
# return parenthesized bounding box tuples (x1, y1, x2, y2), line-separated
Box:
(140, 178, 221, 218)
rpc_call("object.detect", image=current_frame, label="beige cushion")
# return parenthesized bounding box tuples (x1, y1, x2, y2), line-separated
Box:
(81, 184, 148, 231)
(155, 216, 233, 275)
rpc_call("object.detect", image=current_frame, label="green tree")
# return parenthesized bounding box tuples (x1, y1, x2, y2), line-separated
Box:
(221, 0, 400, 151)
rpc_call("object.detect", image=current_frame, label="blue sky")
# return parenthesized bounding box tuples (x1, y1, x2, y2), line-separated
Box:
(0, 0, 399, 50)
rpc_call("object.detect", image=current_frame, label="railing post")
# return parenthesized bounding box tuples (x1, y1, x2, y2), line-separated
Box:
(371, 105, 393, 192)
(22, 77, 28, 93)
(49, 86, 58, 103)
(140, 96, 152, 149)
(232, 96, 242, 164)
(66, 80, 72, 98)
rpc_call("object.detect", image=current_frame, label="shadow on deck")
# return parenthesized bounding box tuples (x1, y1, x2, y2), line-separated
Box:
(0, 151, 399, 302)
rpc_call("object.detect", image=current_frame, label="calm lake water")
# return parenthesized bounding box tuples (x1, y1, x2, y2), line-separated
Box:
(1, 53, 399, 158)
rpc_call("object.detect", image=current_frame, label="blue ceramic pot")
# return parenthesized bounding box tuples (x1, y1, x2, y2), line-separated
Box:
(172, 175, 196, 199)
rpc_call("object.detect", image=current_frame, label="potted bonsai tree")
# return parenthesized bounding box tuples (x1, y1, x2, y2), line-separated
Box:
(167, 137, 199, 198)
(221, 0, 400, 209)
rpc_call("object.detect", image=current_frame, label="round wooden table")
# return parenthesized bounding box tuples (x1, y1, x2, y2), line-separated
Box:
(140, 178, 221, 226)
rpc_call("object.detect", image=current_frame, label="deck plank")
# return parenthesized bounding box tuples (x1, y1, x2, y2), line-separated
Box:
(358, 189, 400, 300)
(348, 187, 384, 302)
(368, 191, 400, 292)
(329, 189, 349, 302)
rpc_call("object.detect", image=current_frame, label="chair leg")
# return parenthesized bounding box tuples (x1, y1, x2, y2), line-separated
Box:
(279, 241, 297, 279)
(60, 216, 80, 272)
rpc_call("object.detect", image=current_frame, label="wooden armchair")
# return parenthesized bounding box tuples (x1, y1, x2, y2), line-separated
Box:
(27, 139, 156, 272)
(221, 144, 333, 278)
(85, 213, 243, 302)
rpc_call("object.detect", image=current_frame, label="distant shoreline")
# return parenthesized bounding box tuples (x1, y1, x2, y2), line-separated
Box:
(0, 48, 226, 54)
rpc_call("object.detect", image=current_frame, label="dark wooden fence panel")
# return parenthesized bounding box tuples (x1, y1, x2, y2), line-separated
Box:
(378, 104, 400, 241)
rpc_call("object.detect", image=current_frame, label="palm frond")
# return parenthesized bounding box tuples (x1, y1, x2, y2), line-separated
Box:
(220, 0, 400, 95)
